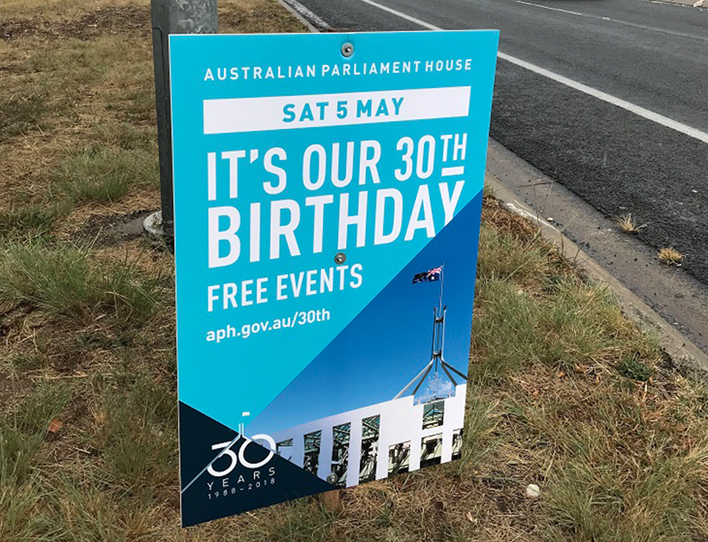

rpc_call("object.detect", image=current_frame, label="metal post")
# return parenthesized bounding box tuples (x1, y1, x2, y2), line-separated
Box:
(150, 0, 218, 249)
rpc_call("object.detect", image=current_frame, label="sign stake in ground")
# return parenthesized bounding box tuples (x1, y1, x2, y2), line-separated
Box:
(169, 30, 498, 527)
(150, 0, 218, 247)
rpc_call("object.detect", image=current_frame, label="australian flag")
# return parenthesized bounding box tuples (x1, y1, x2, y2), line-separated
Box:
(412, 266, 442, 284)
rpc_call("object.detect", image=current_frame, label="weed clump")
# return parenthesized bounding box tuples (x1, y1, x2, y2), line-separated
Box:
(658, 247, 683, 266)
(0, 205, 59, 239)
(54, 147, 158, 204)
(0, 242, 160, 325)
(616, 213, 644, 234)
(617, 356, 653, 382)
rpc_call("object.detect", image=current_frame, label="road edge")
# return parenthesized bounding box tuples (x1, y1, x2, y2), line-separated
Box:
(650, 0, 705, 8)
(277, 0, 330, 32)
(485, 171, 708, 383)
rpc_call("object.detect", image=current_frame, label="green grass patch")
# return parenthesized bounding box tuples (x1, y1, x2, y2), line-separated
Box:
(617, 355, 654, 382)
(543, 423, 706, 542)
(92, 376, 177, 490)
(54, 147, 158, 204)
(477, 223, 549, 283)
(89, 122, 157, 152)
(0, 382, 73, 541)
(471, 277, 658, 384)
(0, 205, 62, 240)
(45, 478, 161, 542)
(0, 384, 70, 497)
(0, 89, 50, 142)
(0, 242, 161, 325)
(105, 87, 156, 125)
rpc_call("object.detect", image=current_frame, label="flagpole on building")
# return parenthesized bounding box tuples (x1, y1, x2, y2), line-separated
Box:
(438, 264, 444, 314)
(436, 265, 444, 376)
(395, 263, 467, 401)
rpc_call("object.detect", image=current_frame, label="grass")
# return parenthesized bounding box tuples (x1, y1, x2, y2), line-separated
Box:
(617, 355, 654, 382)
(0, 241, 162, 325)
(91, 376, 178, 490)
(0, 89, 51, 142)
(475, 224, 549, 283)
(54, 147, 158, 204)
(1, 1, 707, 541)
(658, 247, 683, 266)
(616, 213, 644, 234)
(0, 205, 61, 240)
(546, 385, 708, 541)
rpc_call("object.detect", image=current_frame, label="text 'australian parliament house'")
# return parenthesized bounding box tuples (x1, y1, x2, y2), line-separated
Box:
(271, 266, 468, 487)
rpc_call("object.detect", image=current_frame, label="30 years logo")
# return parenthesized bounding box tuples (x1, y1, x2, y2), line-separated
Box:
(207, 434, 276, 477)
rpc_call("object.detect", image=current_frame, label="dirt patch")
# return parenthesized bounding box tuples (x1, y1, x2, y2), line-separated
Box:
(71, 208, 156, 246)
(0, 5, 150, 42)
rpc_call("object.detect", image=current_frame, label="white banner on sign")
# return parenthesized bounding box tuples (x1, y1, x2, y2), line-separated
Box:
(203, 87, 471, 134)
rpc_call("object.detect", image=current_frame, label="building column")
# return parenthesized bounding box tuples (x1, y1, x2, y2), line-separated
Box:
(290, 430, 305, 469)
(317, 425, 333, 481)
(347, 417, 362, 487)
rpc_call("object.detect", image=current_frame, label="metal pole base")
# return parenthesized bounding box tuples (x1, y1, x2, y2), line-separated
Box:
(143, 210, 164, 240)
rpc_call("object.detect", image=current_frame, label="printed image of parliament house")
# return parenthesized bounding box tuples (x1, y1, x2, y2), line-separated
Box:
(271, 383, 466, 487)
(271, 264, 468, 487)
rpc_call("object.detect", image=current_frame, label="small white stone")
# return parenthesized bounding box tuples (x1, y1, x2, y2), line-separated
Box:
(525, 483, 541, 499)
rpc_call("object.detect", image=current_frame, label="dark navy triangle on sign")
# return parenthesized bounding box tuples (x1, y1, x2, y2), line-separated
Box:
(179, 402, 335, 527)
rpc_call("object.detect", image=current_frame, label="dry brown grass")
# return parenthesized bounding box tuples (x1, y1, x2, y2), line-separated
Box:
(658, 247, 684, 266)
(0, 0, 305, 241)
(1, 0, 149, 20)
(616, 213, 644, 234)
(0, 33, 158, 233)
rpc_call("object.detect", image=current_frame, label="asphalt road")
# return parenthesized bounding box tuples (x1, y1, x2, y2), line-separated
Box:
(289, 0, 708, 285)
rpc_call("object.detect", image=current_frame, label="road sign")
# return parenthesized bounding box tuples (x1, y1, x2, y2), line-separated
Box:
(169, 30, 498, 527)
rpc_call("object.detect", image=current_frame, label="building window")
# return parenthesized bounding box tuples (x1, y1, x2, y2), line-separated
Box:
(303, 430, 321, 475)
(422, 400, 445, 430)
(420, 433, 443, 468)
(451, 429, 463, 461)
(331, 423, 351, 487)
(359, 415, 380, 483)
(388, 441, 411, 476)
(276, 438, 293, 461)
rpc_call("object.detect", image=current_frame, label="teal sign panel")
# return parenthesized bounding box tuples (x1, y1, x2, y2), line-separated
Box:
(170, 30, 498, 526)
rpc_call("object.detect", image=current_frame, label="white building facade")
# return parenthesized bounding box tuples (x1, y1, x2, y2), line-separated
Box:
(271, 383, 467, 487)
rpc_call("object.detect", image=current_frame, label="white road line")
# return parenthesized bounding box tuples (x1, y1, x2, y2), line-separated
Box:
(516, 1, 584, 17)
(359, 0, 439, 29)
(355, 0, 708, 145)
(496, 53, 708, 145)
(280, 0, 332, 30)
(516, 0, 708, 42)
